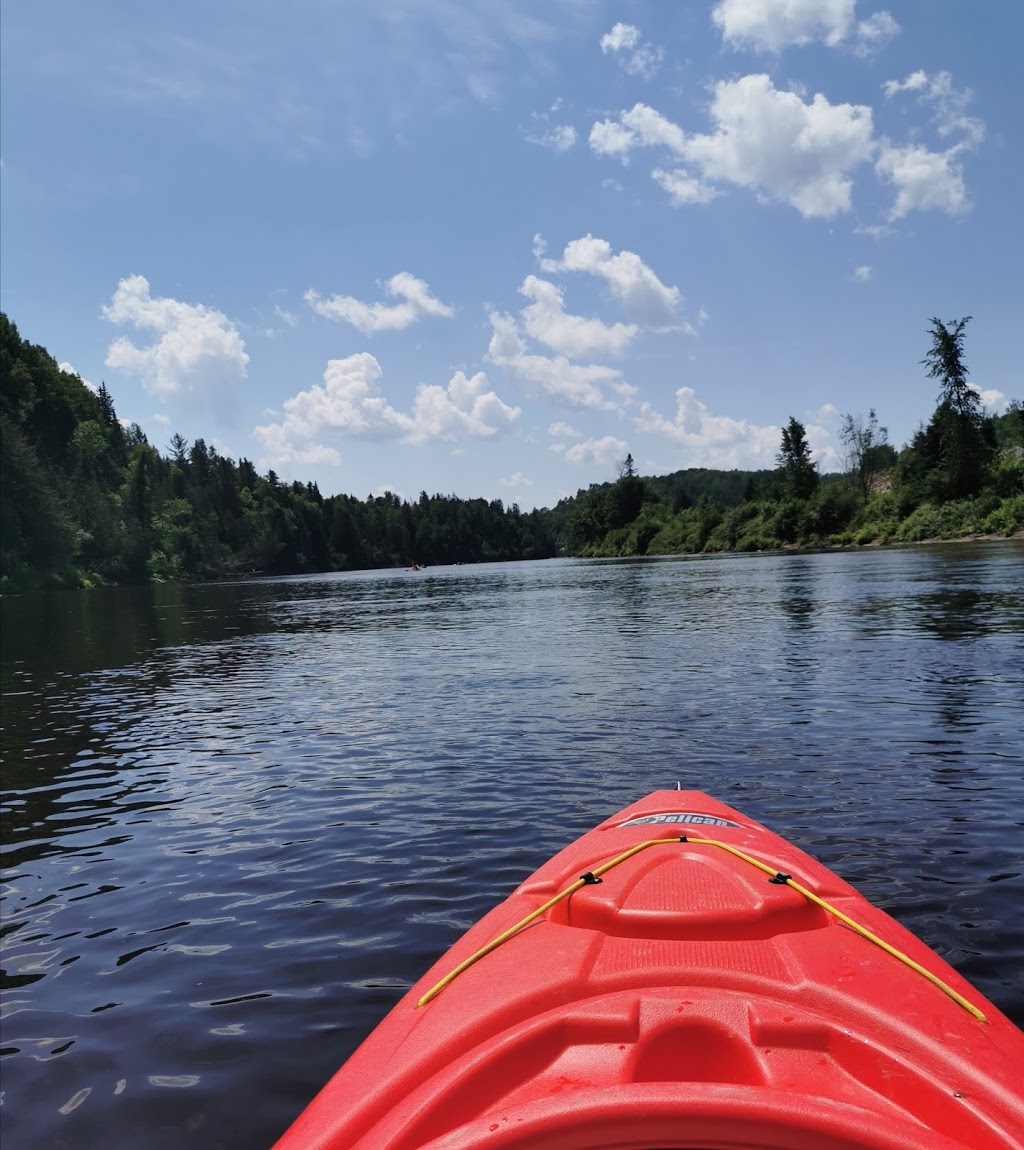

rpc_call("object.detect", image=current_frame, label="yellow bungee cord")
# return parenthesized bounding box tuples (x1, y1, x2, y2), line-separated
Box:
(416, 835, 986, 1021)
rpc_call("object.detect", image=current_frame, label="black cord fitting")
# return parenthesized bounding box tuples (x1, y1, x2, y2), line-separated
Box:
(580, 871, 603, 885)
(678, 834, 688, 843)
(769, 871, 792, 885)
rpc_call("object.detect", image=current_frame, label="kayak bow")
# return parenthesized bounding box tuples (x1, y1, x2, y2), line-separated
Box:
(273, 791, 1024, 1150)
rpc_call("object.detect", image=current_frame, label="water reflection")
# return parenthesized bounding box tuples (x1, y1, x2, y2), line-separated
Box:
(776, 555, 818, 631)
(1, 546, 1022, 1150)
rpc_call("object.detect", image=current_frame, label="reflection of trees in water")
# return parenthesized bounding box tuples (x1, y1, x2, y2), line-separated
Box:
(271, 567, 520, 635)
(778, 557, 817, 631)
(605, 559, 654, 637)
(0, 581, 282, 872)
(0, 581, 280, 685)
(0, 568, 537, 870)
(929, 675, 982, 734)
(915, 588, 1011, 641)
(772, 557, 819, 698)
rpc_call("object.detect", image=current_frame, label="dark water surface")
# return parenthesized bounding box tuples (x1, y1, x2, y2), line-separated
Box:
(2, 545, 1023, 1148)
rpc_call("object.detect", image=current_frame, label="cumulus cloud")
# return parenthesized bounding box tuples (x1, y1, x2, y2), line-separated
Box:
(58, 362, 97, 392)
(853, 265, 872, 280)
(520, 275, 638, 358)
(853, 11, 899, 56)
(970, 385, 1007, 412)
(103, 275, 249, 399)
(539, 234, 682, 329)
(487, 311, 630, 410)
(712, 0, 898, 55)
(548, 421, 579, 437)
(637, 389, 840, 469)
(253, 352, 519, 465)
(875, 143, 969, 219)
(595, 79, 875, 219)
(591, 70, 983, 222)
(652, 167, 718, 206)
(600, 22, 640, 53)
(500, 472, 534, 488)
(563, 435, 630, 466)
(526, 123, 577, 152)
(599, 22, 663, 79)
(635, 387, 784, 468)
(876, 71, 983, 220)
(589, 103, 687, 163)
(305, 272, 454, 335)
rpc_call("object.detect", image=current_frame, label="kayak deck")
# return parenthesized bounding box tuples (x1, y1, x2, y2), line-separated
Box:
(273, 791, 1024, 1150)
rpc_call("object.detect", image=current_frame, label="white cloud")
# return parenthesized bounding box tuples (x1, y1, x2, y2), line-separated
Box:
(875, 143, 968, 219)
(253, 352, 519, 464)
(410, 369, 520, 443)
(487, 311, 630, 410)
(712, 0, 898, 55)
(812, 402, 841, 425)
(563, 435, 630, 466)
(500, 472, 534, 488)
(652, 167, 718, 205)
(590, 79, 875, 219)
(540, 234, 682, 329)
(971, 385, 1007, 412)
(853, 265, 872, 280)
(599, 22, 662, 79)
(600, 22, 640, 53)
(253, 423, 342, 467)
(151, 412, 172, 427)
(682, 75, 875, 218)
(875, 71, 982, 220)
(637, 389, 841, 469)
(548, 421, 579, 437)
(526, 123, 577, 152)
(305, 272, 454, 335)
(589, 103, 687, 163)
(274, 305, 298, 327)
(520, 275, 638, 358)
(883, 70, 984, 146)
(854, 11, 899, 56)
(103, 275, 249, 399)
(635, 387, 784, 467)
(714, 0, 853, 50)
(58, 362, 97, 392)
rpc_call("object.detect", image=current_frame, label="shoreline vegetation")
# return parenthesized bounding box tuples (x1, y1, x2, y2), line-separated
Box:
(2, 312, 1022, 592)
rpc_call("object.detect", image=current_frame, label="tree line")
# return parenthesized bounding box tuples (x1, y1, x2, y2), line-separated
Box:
(0, 313, 555, 587)
(1, 312, 1021, 589)
(559, 318, 1022, 557)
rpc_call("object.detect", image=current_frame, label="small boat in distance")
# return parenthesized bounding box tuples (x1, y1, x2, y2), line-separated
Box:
(273, 790, 1024, 1150)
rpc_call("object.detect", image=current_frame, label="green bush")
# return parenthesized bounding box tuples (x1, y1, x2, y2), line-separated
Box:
(979, 495, 1024, 535)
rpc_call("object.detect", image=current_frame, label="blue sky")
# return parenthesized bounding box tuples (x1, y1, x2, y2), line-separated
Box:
(3, 0, 1021, 509)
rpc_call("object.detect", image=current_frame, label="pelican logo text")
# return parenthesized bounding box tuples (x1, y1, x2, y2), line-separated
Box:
(622, 813, 742, 827)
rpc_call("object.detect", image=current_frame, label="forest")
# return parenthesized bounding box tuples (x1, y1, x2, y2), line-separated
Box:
(1, 311, 1021, 589)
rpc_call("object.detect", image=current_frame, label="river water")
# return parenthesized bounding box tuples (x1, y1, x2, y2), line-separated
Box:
(2, 544, 1023, 1149)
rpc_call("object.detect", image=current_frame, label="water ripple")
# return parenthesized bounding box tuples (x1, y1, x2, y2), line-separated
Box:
(1, 545, 1022, 1148)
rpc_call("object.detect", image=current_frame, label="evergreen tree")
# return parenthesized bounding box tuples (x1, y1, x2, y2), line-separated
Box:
(919, 317, 994, 498)
(777, 417, 818, 500)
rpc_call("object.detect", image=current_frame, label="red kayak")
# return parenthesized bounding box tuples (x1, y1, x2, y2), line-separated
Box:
(273, 791, 1024, 1150)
